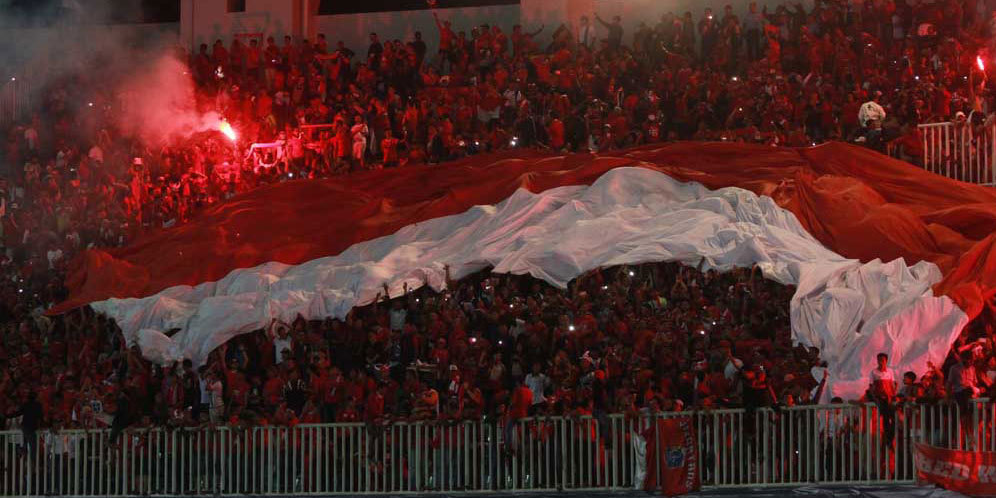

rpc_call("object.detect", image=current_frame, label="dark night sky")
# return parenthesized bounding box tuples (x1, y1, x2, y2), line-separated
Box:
(4, 0, 181, 24)
(2, 0, 521, 24)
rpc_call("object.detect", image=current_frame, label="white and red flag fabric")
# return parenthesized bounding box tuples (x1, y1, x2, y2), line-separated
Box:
(51, 143, 996, 400)
(915, 443, 996, 495)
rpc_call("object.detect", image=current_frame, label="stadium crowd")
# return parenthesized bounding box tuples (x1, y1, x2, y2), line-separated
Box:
(0, 0, 995, 440)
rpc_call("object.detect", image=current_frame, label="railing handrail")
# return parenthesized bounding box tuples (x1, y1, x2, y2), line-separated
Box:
(4, 398, 988, 435)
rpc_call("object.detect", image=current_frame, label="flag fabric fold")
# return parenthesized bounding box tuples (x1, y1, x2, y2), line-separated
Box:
(53, 143, 996, 399)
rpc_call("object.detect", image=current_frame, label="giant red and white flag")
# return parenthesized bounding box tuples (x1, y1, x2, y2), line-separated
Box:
(52, 143, 996, 400)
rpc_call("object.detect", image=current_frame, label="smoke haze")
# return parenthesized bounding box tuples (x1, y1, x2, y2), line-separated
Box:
(116, 56, 225, 145)
(0, 0, 221, 146)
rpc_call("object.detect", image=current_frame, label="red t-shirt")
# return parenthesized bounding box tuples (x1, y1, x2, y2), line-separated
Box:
(509, 385, 533, 420)
(382, 138, 399, 163)
(366, 391, 385, 420)
(548, 119, 565, 149)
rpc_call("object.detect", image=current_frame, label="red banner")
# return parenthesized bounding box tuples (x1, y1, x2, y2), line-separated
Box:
(642, 417, 700, 497)
(915, 443, 996, 496)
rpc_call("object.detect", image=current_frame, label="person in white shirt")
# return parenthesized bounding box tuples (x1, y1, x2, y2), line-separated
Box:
(389, 300, 407, 332)
(350, 116, 369, 169)
(205, 369, 225, 422)
(723, 345, 743, 381)
(46, 245, 64, 269)
(578, 15, 595, 49)
(24, 125, 38, 152)
(868, 353, 898, 400)
(524, 362, 550, 406)
(268, 319, 293, 365)
(198, 365, 211, 411)
(868, 352, 898, 447)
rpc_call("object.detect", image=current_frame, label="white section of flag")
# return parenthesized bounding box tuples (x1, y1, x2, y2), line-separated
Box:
(92, 167, 967, 400)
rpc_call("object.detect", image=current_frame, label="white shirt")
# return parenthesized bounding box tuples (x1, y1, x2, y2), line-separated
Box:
(46, 432, 75, 456)
(199, 378, 210, 405)
(389, 308, 407, 331)
(503, 89, 522, 108)
(208, 380, 224, 408)
(524, 373, 549, 405)
(511, 318, 526, 338)
(820, 409, 847, 439)
(24, 128, 38, 150)
(869, 368, 897, 383)
(869, 367, 898, 397)
(351, 124, 368, 143)
(46, 249, 63, 269)
(578, 25, 594, 47)
(273, 336, 293, 364)
(724, 358, 743, 381)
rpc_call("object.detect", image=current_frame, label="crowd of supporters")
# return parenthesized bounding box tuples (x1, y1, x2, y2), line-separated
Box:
(0, 0, 995, 439)
(0, 260, 815, 432)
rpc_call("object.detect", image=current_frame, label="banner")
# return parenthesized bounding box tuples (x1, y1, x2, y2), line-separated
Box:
(915, 443, 996, 496)
(642, 417, 700, 497)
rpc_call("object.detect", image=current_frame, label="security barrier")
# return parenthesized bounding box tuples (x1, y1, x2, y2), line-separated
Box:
(919, 120, 996, 185)
(0, 401, 990, 495)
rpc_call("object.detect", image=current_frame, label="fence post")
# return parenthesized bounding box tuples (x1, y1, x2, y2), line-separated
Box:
(991, 122, 996, 185)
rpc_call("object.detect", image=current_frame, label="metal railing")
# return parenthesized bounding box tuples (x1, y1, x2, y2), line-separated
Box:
(0, 401, 990, 495)
(918, 120, 996, 185)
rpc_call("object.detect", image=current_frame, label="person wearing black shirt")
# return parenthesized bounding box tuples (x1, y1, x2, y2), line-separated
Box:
(804, 96, 825, 143)
(743, 364, 776, 412)
(283, 369, 309, 415)
(335, 41, 355, 61)
(594, 14, 624, 52)
(7, 392, 42, 458)
(181, 359, 202, 421)
(699, 7, 719, 59)
(427, 125, 446, 163)
(368, 33, 383, 69)
(514, 103, 547, 147)
(412, 32, 427, 68)
(110, 392, 132, 445)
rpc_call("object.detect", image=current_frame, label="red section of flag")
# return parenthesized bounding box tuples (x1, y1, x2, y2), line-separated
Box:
(642, 417, 700, 496)
(51, 143, 996, 318)
(915, 443, 996, 496)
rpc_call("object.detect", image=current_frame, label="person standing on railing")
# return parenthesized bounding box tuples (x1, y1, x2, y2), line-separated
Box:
(868, 352, 898, 448)
(947, 350, 979, 406)
(505, 378, 533, 456)
(6, 391, 42, 460)
(947, 350, 980, 445)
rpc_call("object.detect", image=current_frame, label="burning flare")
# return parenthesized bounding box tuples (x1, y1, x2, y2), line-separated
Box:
(977, 55, 986, 72)
(219, 121, 237, 142)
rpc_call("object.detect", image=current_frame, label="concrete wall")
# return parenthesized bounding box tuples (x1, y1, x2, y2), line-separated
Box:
(180, 0, 299, 51)
(592, 0, 814, 43)
(519, 0, 815, 46)
(179, 0, 813, 54)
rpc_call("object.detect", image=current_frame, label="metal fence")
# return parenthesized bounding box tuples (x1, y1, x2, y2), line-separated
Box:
(1, 400, 993, 496)
(917, 120, 996, 185)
